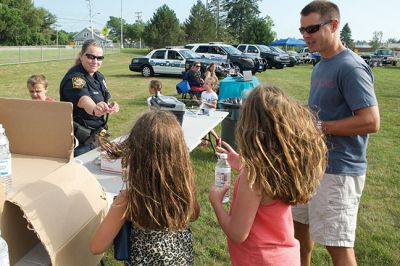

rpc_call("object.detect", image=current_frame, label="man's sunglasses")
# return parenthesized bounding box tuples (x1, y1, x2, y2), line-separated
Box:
(85, 53, 105, 61)
(299, 20, 332, 35)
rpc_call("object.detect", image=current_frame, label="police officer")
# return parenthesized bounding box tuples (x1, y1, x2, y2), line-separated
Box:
(60, 39, 119, 157)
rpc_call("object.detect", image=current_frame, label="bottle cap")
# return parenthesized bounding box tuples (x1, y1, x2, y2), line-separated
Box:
(220, 153, 228, 159)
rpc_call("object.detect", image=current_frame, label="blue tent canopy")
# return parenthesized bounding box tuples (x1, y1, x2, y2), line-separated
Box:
(270, 38, 306, 50)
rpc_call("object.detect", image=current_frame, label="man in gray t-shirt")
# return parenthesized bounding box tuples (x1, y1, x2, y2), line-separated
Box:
(293, 1, 380, 266)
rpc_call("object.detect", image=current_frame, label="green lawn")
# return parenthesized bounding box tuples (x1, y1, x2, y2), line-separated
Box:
(0, 49, 399, 266)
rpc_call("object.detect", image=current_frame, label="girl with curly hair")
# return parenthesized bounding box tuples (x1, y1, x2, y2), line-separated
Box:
(209, 85, 327, 265)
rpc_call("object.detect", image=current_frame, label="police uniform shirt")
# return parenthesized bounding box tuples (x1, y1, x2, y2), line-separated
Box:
(60, 64, 111, 129)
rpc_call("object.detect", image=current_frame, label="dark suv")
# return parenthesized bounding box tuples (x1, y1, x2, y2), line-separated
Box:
(184, 43, 265, 74)
(237, 44, 290, 69)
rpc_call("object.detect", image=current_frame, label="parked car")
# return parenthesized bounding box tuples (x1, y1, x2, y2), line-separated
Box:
(360, 53, 384, 67)
(297, 47, 312, 63)
(286, 51, 301, 66)
(184, 42, 265, 74)
(237, 44, 290, 69)
(371, 48, 397, 66)
(311, 52, 321, 66)
(269, 46, 296, 68)
(129, 47, 228, 77)
(297, 47, 321, 65)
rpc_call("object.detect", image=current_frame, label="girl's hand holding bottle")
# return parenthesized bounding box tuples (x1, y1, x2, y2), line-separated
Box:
(209, 183, 230, 206)
(215, 141, 241, 170)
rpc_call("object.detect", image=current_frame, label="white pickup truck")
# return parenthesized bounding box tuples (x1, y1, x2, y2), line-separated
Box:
(297, 47, 321, 65)
(297, 47, 311, 63)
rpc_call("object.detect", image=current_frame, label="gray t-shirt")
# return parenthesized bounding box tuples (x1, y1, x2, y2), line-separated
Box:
(308, 49, 377, 175)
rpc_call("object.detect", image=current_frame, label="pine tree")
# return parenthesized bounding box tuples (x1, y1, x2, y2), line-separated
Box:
(184, 0, 216, 43)
(207, 0, 226, 40)
(221, 0, 261, 42)
(142, 5, 185, 48)
(340, 23, 354, 48)
(241, 16, 276, 45)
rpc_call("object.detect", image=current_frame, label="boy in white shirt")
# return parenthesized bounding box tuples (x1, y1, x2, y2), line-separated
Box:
(200, 77, 221, 147)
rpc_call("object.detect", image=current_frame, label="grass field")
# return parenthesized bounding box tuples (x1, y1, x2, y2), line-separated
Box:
(0, 49, 399, 265)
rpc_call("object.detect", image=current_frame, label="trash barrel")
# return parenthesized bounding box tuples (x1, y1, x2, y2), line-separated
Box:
(220, 97, 242, 150)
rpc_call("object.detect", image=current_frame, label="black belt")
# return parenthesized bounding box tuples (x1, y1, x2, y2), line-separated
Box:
(73, 114, 109, 146)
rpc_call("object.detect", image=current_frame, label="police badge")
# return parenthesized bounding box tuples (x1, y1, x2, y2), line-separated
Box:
(72, 77, 86, 89)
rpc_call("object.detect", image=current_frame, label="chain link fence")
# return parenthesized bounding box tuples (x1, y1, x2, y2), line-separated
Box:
(0, 44, 121, 66)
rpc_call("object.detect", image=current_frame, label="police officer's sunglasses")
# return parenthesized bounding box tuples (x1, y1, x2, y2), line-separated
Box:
(299, 20, 332, 35)
(85, 53, 105, 61)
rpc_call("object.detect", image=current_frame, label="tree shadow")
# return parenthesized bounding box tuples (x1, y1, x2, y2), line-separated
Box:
(108, 74, 143, 78)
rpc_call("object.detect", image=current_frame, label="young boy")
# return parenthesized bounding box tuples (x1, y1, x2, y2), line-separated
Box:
(27, 74, 55, 102)
(200, 76, 221, 147)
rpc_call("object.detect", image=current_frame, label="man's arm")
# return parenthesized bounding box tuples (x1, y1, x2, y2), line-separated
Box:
(322, 105, 380, 136)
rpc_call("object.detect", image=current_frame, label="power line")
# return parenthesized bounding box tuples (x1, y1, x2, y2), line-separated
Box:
(57, 17, 94, 22)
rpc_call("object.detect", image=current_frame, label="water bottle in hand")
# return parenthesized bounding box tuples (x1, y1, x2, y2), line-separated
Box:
(215, 153, 231, 203)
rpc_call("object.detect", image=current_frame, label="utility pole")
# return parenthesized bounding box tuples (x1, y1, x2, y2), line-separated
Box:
(217, 0, 220, 39)
(86, 0, 94, 38)
(54, 24, 60, 46)
(134, 11, 143, 48)
(120, 0, 123, 48)
(134, 11, 142, 22)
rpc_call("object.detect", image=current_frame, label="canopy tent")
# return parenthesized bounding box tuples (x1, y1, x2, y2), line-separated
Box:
(270, 38, 306, 51)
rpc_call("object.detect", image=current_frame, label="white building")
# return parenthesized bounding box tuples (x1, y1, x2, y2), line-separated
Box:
(73, 28, 113, 47)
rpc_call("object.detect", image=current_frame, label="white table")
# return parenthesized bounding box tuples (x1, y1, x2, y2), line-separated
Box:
(77, 110, 228, 206)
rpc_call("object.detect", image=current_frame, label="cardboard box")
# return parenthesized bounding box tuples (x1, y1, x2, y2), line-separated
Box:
(0, 98, 108, 265)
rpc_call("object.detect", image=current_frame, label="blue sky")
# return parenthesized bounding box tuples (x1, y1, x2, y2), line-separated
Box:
(34, 0, 399, 42)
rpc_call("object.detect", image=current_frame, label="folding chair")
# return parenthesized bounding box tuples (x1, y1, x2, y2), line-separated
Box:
(176, 71, 191, 99)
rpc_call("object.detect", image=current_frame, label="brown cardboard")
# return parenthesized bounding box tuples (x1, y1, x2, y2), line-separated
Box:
(0, 98, 108, 265)
(0, 98, 74, 160)
(3, 162, 107, 265)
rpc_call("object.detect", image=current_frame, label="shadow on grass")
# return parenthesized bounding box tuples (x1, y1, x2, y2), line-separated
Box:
(109, 73, 184, 80)
(108, 73, 144, 78)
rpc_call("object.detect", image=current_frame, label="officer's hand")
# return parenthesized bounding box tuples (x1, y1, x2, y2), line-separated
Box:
(108, 102, 119, 113)
(93, 101, 110, 116)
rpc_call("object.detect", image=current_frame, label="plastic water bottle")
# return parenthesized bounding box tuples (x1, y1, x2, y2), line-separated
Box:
(0, 124, 12, 194)
(215, 153, 231, 203)
(0, 233, 10, 266)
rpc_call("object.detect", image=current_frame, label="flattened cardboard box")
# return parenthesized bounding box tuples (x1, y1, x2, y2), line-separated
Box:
(0, 98, 108, 265)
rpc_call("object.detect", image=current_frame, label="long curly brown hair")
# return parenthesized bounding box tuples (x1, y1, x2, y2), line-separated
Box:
(236, 85, 327, 205)
(100, 110, 199, 230)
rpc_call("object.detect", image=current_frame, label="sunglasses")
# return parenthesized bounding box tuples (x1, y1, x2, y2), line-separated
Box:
(195, 65, 201, 67)
(299, 20, 332, 35)
(85, 53, 104, 61)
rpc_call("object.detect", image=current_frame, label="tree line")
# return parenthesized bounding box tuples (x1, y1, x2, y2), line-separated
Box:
(1, 0, 399, 49)
(106, 0, 276, 48)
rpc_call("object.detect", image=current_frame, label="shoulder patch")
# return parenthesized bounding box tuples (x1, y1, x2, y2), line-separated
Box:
(72, 77, 86, 89)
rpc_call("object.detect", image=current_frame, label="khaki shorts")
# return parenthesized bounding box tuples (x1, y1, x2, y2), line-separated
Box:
(292, 173, 365, 247)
